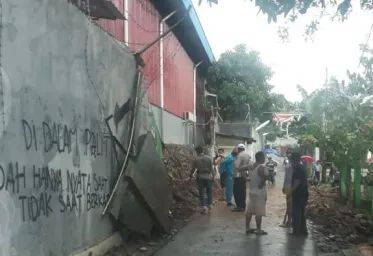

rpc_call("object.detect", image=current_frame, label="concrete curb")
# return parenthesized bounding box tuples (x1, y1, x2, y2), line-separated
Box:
(341, 248, 364, 256)
(69, 232, 122, 256)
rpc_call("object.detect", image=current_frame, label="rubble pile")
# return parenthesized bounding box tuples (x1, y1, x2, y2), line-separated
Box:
(307, 186, 373, 252)
(163, 144, 223, 220)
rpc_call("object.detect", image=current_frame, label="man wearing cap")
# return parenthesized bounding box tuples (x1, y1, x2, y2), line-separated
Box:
(232, 143, 250, 212)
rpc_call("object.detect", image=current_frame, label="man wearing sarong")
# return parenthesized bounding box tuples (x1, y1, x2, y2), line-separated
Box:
(290, 152, 309, 236)
(245, 151, 269, 235)
(280, 152, 293, 228)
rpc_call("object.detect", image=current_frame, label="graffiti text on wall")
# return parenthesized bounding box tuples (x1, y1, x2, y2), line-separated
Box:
(0, 163, 110, 222)
(0, 118, 114, 222)
(22, 119, 111, 158)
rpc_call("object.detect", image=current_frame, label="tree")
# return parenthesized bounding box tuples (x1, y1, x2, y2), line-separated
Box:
(206, 44, 278, 122)
(288, 48, 373, 186)
(201, 0, 373, 38)
(270, 93, 295, 112)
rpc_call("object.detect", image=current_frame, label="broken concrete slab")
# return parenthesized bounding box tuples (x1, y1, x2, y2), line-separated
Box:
(125, 132, 172, 232)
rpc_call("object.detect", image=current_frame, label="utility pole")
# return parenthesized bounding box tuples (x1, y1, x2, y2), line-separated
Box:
(210, 105, 217, 157)
(321, 67, 328, 183)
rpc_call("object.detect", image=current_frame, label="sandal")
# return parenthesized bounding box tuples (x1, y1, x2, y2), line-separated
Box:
(279, 223, 290, 228)
(245, 228, 256, 234)
(254, 229, 268, 235)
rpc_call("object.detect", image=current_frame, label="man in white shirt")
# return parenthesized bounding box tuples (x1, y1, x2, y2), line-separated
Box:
(246, 151, 269, 235)
(232, 143, 251, 212)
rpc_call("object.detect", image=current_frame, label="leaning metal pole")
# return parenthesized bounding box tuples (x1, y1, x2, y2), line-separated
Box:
(102, 71, 142, 215)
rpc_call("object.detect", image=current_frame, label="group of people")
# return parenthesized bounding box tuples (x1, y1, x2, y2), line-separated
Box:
(189, 144, 309, 237)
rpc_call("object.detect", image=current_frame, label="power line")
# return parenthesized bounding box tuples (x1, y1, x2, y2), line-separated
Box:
(135, 0, 160, 16)
(118, 1, 160, 33)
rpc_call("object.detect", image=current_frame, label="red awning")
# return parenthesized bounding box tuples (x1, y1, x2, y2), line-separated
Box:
(272, 113, 297, 123)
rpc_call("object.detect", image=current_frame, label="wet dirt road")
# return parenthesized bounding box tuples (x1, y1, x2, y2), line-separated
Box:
(155, 169, 318, 256)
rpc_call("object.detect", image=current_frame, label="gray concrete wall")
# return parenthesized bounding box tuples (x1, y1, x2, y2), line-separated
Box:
(0, 1, 138, 256)
(151, 105, 193, 145)
(251, 129, 263, 158)
(216, 123, 252, 138)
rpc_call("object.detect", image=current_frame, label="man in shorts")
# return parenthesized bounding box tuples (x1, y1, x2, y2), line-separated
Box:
(266, 156, 277, 187)
(245, 151, 269, 235)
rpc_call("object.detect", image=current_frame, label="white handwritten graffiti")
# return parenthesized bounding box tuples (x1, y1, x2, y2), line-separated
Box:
(0, 191, 19, 256)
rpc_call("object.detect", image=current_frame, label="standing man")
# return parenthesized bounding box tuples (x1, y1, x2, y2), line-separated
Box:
(332, 167, 340, 188)
(232, 144, 250, 212)
(246, 151, 269, 235)
(329, 163, 337, 182)
(190, 145, 214, 214)
(214, 148, 226, 200)
(280, 152, 293, 228)
(312, 161, 321, 186)
(290, 152, 309, 236)
(220, 149, 238, 207)
(266, 156, 277, 187)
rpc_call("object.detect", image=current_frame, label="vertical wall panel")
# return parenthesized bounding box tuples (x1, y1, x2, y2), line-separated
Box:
(95, 0, 195, 114)
(163, 24, 194, 117)
(95, 0, 125, 41)
(128, 0, 161, 106)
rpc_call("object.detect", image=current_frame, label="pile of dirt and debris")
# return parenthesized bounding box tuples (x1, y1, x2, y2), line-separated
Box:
(307, 186, 373, 252)
(163, 144, 223, 220)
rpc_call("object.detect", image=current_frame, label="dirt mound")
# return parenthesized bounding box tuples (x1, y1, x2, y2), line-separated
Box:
(163, 144, 223, 220)
(307, 186, 373, 252)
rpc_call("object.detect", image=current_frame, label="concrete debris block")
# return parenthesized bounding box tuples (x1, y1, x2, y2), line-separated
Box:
(139, 247, 148, 252)
(307, 186, 373, 253)
(164, 144, 223, 220)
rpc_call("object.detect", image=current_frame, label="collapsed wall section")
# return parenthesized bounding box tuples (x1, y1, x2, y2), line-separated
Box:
(0, 1, 137, 255)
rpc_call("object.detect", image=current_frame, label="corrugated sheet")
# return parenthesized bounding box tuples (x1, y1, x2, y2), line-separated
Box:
(95, 0, 195, 115)
(128, 0, 160, 106)
(95, 0, 124, 41)
(163, 24, 194, 117)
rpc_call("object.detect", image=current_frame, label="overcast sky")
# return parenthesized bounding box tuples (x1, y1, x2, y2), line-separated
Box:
(192, 0, 373, 102)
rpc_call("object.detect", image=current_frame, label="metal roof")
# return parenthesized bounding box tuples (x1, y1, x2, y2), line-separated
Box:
(153, 0, 215, 74)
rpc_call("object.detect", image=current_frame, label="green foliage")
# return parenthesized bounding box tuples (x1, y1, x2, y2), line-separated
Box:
(206, 44, 293, 122)
(264, 123, 283, 142)
(289, 49, 373, 167)
(206, 44, 295, 144)
(201, 0, 373, 38)
(203, 0, 373, 21)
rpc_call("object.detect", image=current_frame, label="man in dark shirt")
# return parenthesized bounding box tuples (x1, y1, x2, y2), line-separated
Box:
(190, 145, 214, 214)
(290, 152, 309, 236)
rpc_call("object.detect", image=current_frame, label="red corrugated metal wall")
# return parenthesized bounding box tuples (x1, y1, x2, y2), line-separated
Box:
(96, 0, 195, 116)
(163, 24, 194, 117)
(128, 0, 160, 106)
(95, 0, 124, 41)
